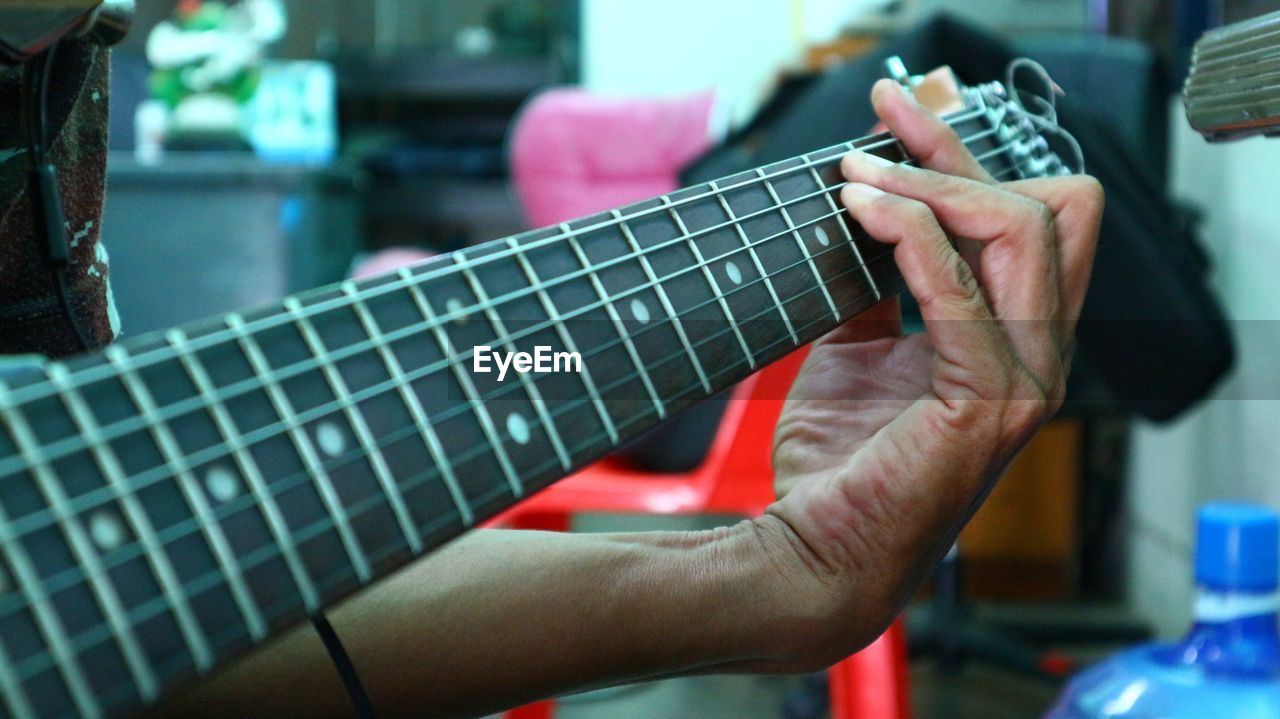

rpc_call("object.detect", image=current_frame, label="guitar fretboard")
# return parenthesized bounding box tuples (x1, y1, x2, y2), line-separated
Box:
(0, 92, 1062, 719)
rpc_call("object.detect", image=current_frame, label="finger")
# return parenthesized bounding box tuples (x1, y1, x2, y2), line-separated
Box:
(841, 155, 1064, 384)
(1000, 175, 1104, 328)
(842, 152, 1054, 261)
(870, 75, 993, 274)
(840, 184, 1026, 404)
(870, 79, 996, 184)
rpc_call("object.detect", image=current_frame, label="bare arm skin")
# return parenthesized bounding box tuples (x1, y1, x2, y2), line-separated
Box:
(149, 79, 1103, 719)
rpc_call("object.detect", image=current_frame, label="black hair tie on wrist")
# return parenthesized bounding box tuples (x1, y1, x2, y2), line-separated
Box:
(312, 613, 377, 719)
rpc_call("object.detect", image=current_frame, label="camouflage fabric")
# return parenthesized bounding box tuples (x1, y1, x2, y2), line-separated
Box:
(0, 40, 115, 359)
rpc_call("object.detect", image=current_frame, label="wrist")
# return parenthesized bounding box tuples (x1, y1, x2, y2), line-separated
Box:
(686, 517, 871, 672)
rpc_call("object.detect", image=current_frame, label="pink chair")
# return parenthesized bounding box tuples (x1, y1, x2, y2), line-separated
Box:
(510, 88, 719, 228)
(497, 88, 912, 719)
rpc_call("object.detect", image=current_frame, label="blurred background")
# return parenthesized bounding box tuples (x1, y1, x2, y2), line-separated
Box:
(99, 1, 1280, 717)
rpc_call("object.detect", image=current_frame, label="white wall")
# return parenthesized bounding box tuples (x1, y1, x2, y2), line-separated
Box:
(580, 0, 904, 124)
(580, 0, 1087, 125)
(1126, 103, 1280, 637)
(580, 0, 800, 123)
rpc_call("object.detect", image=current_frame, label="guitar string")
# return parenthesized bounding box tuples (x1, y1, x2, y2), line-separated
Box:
(1193, 26, 1280, 72)
(0, 149, 1039, 695)
(1194, 10, 1280, 52)
(0, 123, 1027, 483)
(0, 146, 1040, 614)
(0, 145, 1039, 637)
(1185, 56, 1280, 112)
(1185, 67, 1280, 107)
(5, 249, 910, 686)
(0, 107, 1002, 411)
(1185, 25, 1280, 80)
(0, 225, 909, 625)
(0, 125, 956, 414)
(10, 247, 916, 696)
(0, 133, 1033, 541)
(5, 244, 906, 607)
(6, 184, 1031, 688)
(4, 146, 1044, 686)
(0, 123, 1012, 479)
(0, 158, 1041, 680)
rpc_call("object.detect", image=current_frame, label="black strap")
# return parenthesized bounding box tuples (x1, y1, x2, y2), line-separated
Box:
(312, 613, 377, 719)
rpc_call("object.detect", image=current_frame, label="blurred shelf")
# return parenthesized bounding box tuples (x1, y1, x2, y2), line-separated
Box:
(106, 153, 359, 190)
(102, 152, 363, 335)
(332, 51, 557, 103)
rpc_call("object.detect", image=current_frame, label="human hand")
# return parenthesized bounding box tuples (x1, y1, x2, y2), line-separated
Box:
(749, 78, 1104, 667)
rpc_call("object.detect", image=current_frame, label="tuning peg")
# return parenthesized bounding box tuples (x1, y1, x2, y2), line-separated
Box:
(883, 55, 924, 89)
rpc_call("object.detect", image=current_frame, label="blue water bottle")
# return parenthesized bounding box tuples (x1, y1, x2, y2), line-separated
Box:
(1047, 503, 1280, 718)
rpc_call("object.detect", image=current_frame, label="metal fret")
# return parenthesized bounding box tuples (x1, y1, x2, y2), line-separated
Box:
(661, 201, 755, 369)
(166, 328, 321, 613)
(805, 161, 880, 302)
(0, 395, 74, 719)
(282, 297, 422, 555)
(453, 257, 572, 472)
(0, 620, 33, 718)
(754, 171, 844, 319)
(399, 269, 526, 497)
(706, 180, 802, 343)
(0, 388, 122, 718)
(560, 224, 666, 419)
(225, 315, 373, 582)
(46, 365, 214, 675)
(341, 283, 475, 526)
(611, 208, 712, 395)
(506, 240, 619, 445)
(103, 346, 268, 643)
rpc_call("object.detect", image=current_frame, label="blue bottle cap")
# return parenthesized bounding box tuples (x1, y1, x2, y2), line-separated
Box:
(1195, 503, 1280, 592)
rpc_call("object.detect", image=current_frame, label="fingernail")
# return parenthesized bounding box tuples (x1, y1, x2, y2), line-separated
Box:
(844, 182, 884, 199)
(848, 150, 894, 168)
(874, 78, 919, 105)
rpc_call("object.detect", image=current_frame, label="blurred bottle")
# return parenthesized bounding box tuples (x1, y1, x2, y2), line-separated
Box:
(1048, 503, 1280, 718)
(134, 100, 168, 165)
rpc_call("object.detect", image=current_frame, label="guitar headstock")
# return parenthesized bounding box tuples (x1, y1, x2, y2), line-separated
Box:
(884, 56, 1080, 179)
(1184, 9, 1280, 143)
(887, 59, 968, 115)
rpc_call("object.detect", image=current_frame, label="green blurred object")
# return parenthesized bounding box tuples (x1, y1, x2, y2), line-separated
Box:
(488, 0, 554, 56)
(146, 1, 261, 110)
(181, 0, 229, 32)
(148, 65, 261, 109)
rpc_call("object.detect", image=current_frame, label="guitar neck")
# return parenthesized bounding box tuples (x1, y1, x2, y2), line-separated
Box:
(0, 88, 1061, 718)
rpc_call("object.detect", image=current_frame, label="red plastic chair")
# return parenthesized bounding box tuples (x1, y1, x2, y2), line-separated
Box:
(492, 350, 910, 719)
(496, 88, 911, 719)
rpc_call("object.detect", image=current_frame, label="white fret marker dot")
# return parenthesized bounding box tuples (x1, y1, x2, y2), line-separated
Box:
(630, 298, 651, 324)
(507, 413, 531, 445)
(316, 422, 346, 457)
(206, 467, 239, 503)
(815, 226, 830, 246)
(725, 261, 743, 285)
(90, 512, 125, 551)
(446, 298, 468, 325)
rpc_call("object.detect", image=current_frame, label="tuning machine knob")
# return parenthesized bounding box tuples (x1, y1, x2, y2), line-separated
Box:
(883, 55, 924, 90)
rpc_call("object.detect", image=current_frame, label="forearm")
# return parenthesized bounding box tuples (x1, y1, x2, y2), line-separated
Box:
(150, 520, 809, 719)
